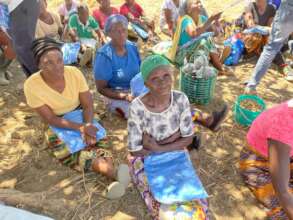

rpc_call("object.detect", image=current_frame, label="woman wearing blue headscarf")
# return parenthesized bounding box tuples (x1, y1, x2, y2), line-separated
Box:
(94, 14, 141, 119)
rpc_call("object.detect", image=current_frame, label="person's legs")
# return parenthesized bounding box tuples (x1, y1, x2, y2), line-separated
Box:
(9, 0, 39, 77)
(246, 1, 293, 90)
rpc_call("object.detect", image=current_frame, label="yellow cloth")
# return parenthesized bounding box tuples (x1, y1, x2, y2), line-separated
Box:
(24, 66, 89, 115)
(35, 11, 63, 39)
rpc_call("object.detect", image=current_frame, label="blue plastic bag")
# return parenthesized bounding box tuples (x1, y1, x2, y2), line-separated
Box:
(224, 37, 244, 66)
(0, 4, 9, 30)
(61, 42, 81, 65)
(243, 26, 270, 36)
(144, 150, 208, 204)
(130, 22, 149, 41)
(50, 110, 106, 154)
(268, 0, 281, 9)
(130, 73, 149, 97)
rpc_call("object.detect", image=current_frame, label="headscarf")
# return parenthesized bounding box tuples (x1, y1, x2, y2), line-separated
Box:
(104, 14, 128, 35)
(31, 37, 63, 65)
(140, 55, 171, 82)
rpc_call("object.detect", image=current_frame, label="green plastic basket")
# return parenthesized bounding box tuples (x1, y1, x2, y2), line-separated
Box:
(233, 94, 266, 126)
(180, 68, 217, 105)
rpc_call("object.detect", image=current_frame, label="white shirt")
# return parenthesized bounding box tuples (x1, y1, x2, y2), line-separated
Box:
(0, 0, 23, 12)
(160, 0, 181, 29)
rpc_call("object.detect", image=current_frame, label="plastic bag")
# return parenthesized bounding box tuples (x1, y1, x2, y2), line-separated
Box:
(144, 150, 208, 204)
(50, 110, 106, 153)
(130, 72, 149, 97)
(61, 42, 81, 65)
(224, 34, 244, 66)
(0, 4, 9, 30)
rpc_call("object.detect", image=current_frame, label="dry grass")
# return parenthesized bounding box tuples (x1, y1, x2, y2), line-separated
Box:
(0, 0, 292, 220)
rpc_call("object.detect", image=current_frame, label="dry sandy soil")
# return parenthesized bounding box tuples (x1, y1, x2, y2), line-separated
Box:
(0, 0, 292, 219)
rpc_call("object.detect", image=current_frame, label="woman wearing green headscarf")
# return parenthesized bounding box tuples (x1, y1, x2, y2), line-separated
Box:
(127, 54, 231, 219)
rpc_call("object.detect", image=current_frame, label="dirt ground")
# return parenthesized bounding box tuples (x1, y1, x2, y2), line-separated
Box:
(1, 0, 292, 219)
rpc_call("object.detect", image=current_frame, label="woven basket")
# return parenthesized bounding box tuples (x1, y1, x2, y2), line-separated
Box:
(180, 68, 217, 105)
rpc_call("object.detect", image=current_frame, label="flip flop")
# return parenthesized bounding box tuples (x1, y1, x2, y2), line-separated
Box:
(208, 104, 229, 131)
(103, 181, 125, 200)
(117, 164, 131, 188)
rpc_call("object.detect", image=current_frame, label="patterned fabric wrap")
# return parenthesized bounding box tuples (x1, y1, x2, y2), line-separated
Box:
(128, 156, 209, 220)
(46, 128, 109, 171)
(239, 146, 293, 220)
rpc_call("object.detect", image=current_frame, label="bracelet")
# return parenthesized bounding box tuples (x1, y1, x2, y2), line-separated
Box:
(84, 122, 93, 127)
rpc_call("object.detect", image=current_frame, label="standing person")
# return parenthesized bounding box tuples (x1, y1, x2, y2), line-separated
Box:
(92, 0, 119, 30)
(2, 0, 40, 76)
(245, 0, 293, 93)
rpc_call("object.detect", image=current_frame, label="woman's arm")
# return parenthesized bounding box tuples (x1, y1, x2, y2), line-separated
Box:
(268, 139, 293, 219)
(35, 105, 82, 130)
(185, 12, 222, 38)
(164, 9, 174, 36)
(60, 15, 65, 24)
(95, 80, 133, 101)
(79, 91, 94, 124)
(143, 133, 193, 153)
(68, 29, 79, 42)
(79, 90, 98, 145)
(267, 17, 274, 27)
(244, 11, 255, 28)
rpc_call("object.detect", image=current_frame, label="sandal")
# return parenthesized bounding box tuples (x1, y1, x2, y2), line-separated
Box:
(208, 104, 228, 131)
(103, 181, 125, 199)
(187, 134, 202, 151)
(117, 164, 131, 188)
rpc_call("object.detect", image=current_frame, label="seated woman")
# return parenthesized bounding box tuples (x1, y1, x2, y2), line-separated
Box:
(243, 0, 293, 76)
(94, 15, 140, 119)
(239, 100, 293, 219)
(159, 0, 183, 37)
(169, 0, 231, 74)
(68, 3, 106, 48)
(159, 0, 208, 37)
(120, 0, 156, 38)
(36, 0, 93, 67)
(58, 0, 78, 25)
(24, 37, 130, 199)
(92, 0, 119, 30)
(127, 54, 212, 219)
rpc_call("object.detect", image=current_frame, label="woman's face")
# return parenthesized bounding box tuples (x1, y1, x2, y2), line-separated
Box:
(39, 49, 64, 78)
(109, 22, 128, 46)
(187, 0, 202, 15)
(78, 8, 89, 24)
(145, 66, 173, 96)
